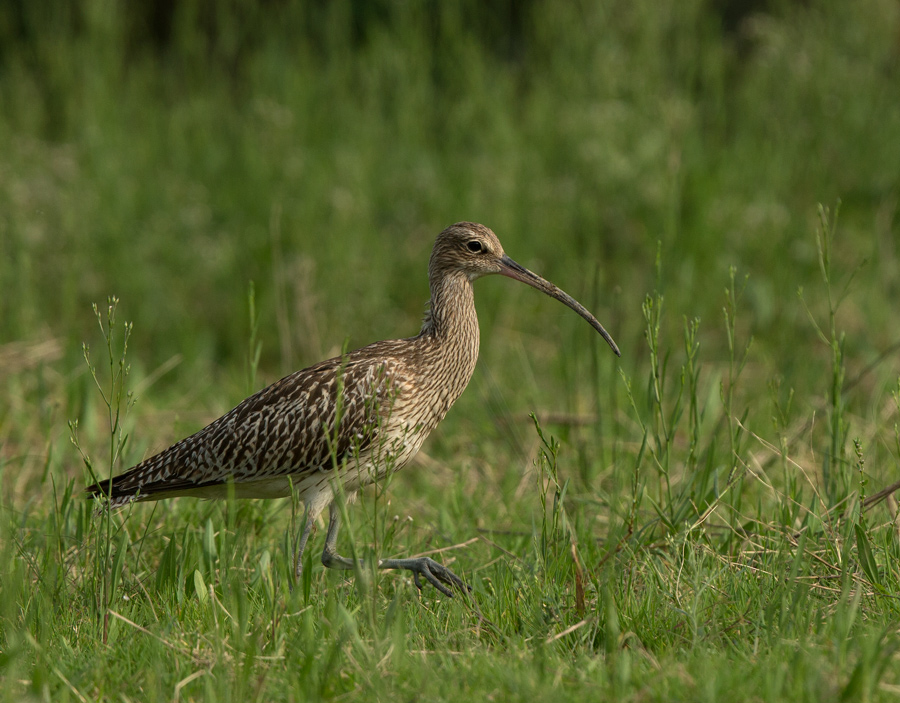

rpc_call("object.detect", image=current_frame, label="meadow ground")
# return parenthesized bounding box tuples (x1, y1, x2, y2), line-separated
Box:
(2, 1, 900, 700)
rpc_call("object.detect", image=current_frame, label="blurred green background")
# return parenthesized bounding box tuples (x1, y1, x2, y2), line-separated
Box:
(3, 0, 897, 375)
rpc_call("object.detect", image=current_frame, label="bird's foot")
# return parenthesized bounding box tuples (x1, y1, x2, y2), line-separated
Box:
(320, 507, 469, 597)
(378, 556, 470, 598)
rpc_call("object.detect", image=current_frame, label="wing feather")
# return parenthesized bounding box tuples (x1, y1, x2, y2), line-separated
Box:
(85, 351, 404, 505)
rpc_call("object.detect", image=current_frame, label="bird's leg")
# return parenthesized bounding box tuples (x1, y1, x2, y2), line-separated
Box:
(293, 508, 316, 581)
(320, 503, 470, 598)
(319, 504, 359, 571)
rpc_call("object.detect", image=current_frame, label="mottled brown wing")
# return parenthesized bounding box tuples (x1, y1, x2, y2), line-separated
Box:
(85, 352, 401, 505)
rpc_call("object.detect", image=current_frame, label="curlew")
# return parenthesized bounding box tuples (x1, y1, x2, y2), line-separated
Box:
(86, 223, 620, 596)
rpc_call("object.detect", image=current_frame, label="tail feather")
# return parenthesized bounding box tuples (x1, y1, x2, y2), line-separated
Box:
(84, 439, 191, 506)
(85, 470, 152, 507)
(86, 471, 233, 504)
(83, 431, 252, 507)
(83, 415, 225, 506)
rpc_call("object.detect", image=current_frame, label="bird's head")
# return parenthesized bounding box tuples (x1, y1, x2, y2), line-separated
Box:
(429, 222, 507, 282)
(429, 222, 621, 356)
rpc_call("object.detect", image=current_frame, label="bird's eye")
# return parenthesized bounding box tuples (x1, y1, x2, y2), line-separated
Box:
(466, 240, 485, 254)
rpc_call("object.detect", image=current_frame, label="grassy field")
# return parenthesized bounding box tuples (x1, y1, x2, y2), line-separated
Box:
(2, 0, 900, 700)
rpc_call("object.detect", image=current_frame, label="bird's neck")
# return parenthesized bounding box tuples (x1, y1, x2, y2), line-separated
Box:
(419, 271, 481, 361)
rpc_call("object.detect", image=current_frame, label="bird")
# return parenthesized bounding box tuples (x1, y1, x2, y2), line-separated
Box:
(85, 222, 620, 596)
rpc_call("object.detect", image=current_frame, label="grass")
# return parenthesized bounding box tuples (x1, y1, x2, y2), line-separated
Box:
(2, 0, 900, 700)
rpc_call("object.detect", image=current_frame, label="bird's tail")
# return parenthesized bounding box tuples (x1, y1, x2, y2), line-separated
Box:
(84, 472, 143, 508)
(84, 446, 178, 507)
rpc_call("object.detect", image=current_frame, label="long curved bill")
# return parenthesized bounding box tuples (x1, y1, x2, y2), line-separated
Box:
(498, 255, 621, 357)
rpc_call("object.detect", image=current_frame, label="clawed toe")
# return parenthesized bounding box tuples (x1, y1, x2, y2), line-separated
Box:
(410, 557, 469, 597)
(379, 556, 469, 597)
